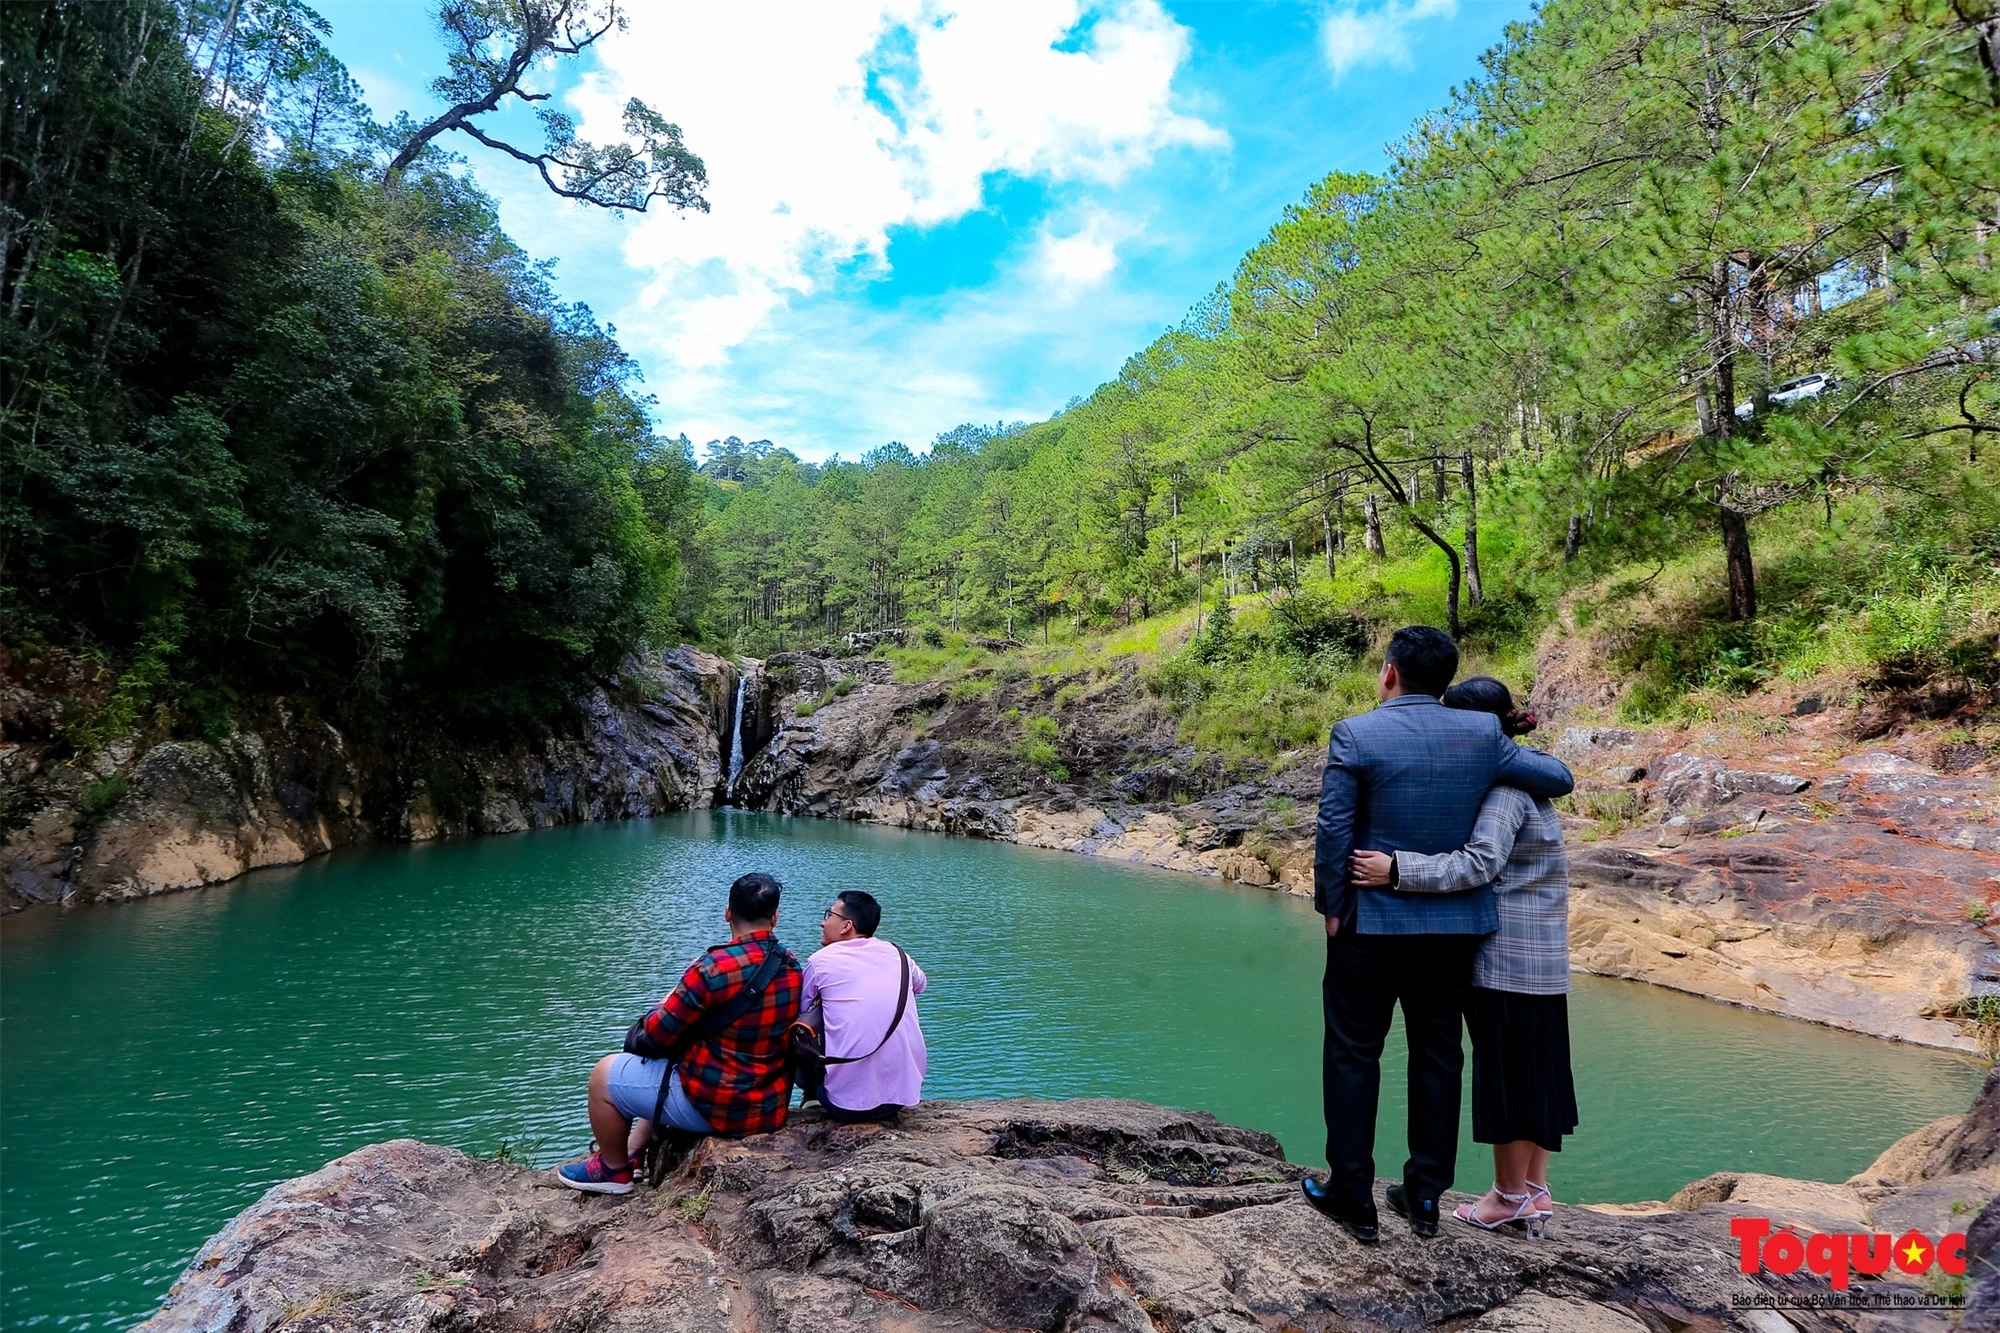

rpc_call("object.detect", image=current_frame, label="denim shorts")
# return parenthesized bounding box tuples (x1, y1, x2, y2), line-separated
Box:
(604, 1054, 712, 1134)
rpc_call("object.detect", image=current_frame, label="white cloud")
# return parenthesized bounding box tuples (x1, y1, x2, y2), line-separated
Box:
(1320, 0, 1457, 82)
(564, 0, 1223, 434)
(1034, 207, 1139, 291)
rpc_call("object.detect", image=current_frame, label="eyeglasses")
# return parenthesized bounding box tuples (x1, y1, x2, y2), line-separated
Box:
(822, 908, 849, 922)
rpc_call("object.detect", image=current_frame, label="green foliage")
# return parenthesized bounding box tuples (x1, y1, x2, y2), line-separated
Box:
(1189, 599, 1240, 665)
(78, 775, 131, 823)
(485, 1135, 546, 1167)
(13, 0, 1996, 766)
(1018, 714, 1067, 779)
(3, 3, 703, 745)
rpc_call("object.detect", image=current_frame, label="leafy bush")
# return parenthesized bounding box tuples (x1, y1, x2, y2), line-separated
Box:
(1018, 715, 1067, 778)
(1269, 591, 1368, 659)
(1861, 568, 1978, 677)
(946, 674, 996, 702)
(1145, 654, 1214, 708)
(79, 775, 131, 822)
(1617, 676, 1690, 725)
(1189, 600, 1240, 665)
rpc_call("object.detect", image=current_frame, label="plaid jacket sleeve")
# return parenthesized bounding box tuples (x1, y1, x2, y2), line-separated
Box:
(1393, 788, 1528, 895)
(640, 956, 716, 1054)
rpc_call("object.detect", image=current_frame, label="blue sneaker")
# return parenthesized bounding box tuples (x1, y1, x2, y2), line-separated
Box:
(556, 1151, 633, 1195)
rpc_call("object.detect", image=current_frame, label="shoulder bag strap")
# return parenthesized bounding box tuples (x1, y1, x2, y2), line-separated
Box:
(651, 939, 791, 1128)
(666, 939, 791, 1059)
(823, 947, 910, 1066)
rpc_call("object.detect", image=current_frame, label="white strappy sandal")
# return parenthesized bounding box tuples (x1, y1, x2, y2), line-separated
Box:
(1525, 1180, 1554, 1237)
(1452, 1187, 1543, 1237)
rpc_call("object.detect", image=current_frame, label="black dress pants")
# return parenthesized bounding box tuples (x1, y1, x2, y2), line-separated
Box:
(1322, 929, 1480, 1209)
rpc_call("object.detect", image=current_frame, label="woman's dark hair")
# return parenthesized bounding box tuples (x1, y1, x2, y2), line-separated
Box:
(835, 890, 882, 937)
(729, 872, 784, 924)
(1440, 675, 1537, 737)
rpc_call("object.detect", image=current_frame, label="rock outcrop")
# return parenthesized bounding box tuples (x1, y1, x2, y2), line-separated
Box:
(144, 1077, 2000, 1333)
(0, 647, 741, 912)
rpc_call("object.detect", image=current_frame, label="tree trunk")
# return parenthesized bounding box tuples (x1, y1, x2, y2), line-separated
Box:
(1719, 501, 1756, 620)
(1433, 455, 1447, 504)
(1193, 551, 1203, 638)
(1321, 508, 1335, 579)
(1564, 514, 1582, 562)
(1461, 452, 1482, 607)
(1711, 257, 1736, 432)
(1364, 494, 1386, 556)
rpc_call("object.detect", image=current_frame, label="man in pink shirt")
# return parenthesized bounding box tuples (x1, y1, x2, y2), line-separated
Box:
(802, 891, 927, 1122)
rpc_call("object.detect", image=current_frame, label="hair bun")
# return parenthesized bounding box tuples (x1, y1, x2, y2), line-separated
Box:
(1504, 709, 1538, 737)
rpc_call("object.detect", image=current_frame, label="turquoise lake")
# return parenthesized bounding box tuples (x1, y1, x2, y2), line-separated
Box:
(1, 810, 1985, 1328)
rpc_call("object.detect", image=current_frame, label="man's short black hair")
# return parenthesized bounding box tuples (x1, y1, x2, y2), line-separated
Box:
(835, 890, 881, 937)
(1384, 625, 1459, 697)
(729, 872, 782, 924)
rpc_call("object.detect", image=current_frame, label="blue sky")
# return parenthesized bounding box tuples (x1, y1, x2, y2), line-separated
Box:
(319, 0, 1534, 461)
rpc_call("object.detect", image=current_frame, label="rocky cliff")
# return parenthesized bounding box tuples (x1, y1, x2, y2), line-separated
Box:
(730, 653, 2000, 1053)
(142, 1071, 2000, 1333)
(0, 646, 742, 913)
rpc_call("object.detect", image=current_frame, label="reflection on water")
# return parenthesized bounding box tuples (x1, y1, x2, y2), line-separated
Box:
(1, 811, 1984, 1328)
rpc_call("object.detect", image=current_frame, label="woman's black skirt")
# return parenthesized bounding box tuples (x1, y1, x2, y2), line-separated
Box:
(1466, 987, 1579, 1151)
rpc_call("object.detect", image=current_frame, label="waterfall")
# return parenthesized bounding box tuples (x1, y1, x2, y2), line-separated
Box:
(723, 674, 747, 800)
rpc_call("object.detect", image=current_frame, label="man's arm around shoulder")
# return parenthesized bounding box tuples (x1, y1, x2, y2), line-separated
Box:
(1494, 731, 1574, 798)
(1313, 719, 1363, 934)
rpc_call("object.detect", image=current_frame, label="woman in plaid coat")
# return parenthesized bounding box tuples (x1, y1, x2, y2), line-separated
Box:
(1349, 676, 1577, 1239)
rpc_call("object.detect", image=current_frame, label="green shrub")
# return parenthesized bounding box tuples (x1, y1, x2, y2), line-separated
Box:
(1189, 600, 1240, 665)
(833, 677, 856, 697)
(1861, 568, 1970, 672)
(1021, 740, 1067, 779)
(1296, 644, 1359, 690)
(1145, 654, 1213, 708)
(1018, 715, 1067, 778)
(1269, 591, 1368, 659)
(1616, 676, 1689, 725)
(947, 674, 997, 702)
(79, 775, 131, 822)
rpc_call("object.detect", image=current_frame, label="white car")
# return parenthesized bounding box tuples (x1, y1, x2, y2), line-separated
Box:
(1734, 372, 1835, 418)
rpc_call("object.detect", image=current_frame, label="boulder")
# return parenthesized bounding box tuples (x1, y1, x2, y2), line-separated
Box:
(142, 1096, 1990, 1333)
(1551, 727, 1638, 763)
(1653, 753, 1812, 814)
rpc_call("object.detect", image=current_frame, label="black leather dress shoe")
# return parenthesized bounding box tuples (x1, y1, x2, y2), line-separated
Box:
(1385, 1183, 1440, 1238)
(1300, 1176, 1380, 1244)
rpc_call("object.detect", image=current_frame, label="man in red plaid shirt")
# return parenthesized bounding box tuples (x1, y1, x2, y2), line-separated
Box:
(559, 872, 803, 1194)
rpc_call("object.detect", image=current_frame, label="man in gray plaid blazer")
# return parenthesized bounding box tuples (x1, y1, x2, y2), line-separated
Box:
(1299, 626, 1573, 1242)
